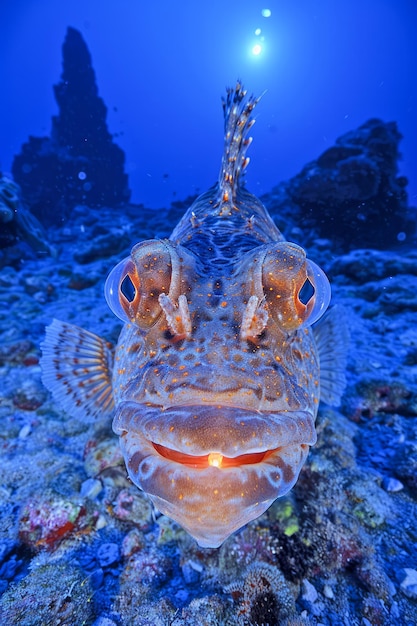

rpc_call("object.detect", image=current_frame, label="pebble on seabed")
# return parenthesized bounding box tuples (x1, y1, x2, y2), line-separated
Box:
(382, 476, 404, 492)
(399, 568, 417, 600)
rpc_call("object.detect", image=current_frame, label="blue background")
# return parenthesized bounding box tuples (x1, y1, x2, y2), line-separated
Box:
(1, 0, 416, 209)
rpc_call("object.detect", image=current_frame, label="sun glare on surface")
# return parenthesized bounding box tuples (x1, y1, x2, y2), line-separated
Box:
(252, 43, 262, 56)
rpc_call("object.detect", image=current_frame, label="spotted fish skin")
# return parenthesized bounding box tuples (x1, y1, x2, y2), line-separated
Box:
(41, 83, 346, 548)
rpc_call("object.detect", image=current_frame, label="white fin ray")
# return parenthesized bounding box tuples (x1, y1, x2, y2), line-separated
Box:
(313, 306, 350, 407)
(40, 319, 115, 421)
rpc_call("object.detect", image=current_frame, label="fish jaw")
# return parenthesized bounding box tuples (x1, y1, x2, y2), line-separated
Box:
(113, 402, 316, 547)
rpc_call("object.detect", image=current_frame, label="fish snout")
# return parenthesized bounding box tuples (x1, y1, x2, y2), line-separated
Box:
(113, 402, 315, 547)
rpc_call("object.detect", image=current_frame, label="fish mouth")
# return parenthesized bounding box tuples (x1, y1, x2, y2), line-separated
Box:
(113, 402, 316, 547)
(152, 441, 277, 469)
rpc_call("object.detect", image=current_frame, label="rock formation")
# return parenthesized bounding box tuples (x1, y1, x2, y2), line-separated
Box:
(267, 119, 415, 249)
(12, 27, 130, 224)
(0, 174, 55, 267)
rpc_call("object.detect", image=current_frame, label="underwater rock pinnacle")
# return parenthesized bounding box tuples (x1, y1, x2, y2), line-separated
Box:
(12, 27, 130, 225)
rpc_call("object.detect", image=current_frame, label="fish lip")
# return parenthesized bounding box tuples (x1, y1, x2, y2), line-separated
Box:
(113, 401, 317, 458)
(113, 401, 314, 547)
(151, 440, 285, 469)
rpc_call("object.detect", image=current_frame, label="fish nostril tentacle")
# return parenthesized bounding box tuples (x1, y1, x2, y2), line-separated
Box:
(159, 293, 192, 340)
(240, 295, 269, 341)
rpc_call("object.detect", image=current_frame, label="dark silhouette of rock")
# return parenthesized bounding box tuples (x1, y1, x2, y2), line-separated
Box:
(267, 119, 415, 250)
(0, 174, 55, 268)
(0, 173, 19, 249)
(12, 27, 130, 225)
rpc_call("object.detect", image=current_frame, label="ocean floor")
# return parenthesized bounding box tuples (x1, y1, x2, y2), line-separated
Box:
(0, 199, 417, 625)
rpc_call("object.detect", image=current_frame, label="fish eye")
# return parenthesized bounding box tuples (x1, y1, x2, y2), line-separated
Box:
(259, 243, 331, 331)
(104, 256, 136, 323)
(301, 259, 331, 327)
(120, 274, 137, 303)
(298, 277, 315, 306)
(104, 239, 183, 328)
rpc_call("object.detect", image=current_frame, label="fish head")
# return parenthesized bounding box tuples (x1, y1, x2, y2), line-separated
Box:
(105, 238, 330, 547)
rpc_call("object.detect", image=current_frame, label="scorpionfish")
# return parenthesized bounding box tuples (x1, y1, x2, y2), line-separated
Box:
(41, 83, 347, 548)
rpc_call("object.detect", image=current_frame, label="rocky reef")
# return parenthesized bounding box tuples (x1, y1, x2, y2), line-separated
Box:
(12, 27, 130, 225)
(0, 196, 416, 624)
(0, 175, 21, 249)
(2, 56, 417, 623)
(0, 174, 55, 267)
(266, 118, 415, 250)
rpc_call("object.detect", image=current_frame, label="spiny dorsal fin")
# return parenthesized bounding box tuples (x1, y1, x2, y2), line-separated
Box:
(40, 319, 115, 421)
(219, 81, 261, 202)
(313, 305, 350, 407)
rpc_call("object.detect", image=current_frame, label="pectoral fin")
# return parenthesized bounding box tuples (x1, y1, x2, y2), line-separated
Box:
(40, 319, 115, 421)
(313, 306, 350, 407)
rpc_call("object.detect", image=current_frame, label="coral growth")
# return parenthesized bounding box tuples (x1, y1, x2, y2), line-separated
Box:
(225, 561, 296, 625)
(12, 27, 130, 225)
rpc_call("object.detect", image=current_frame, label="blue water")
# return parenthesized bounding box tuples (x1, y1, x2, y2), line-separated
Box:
(1, 0, 417, 209)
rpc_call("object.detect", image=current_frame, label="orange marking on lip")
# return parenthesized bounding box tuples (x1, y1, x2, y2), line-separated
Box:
(152, 442, 276, 469)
